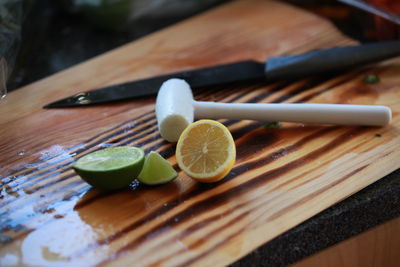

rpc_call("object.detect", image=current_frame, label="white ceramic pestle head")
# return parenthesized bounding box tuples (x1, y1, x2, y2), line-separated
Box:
(155, 79, 195, 142)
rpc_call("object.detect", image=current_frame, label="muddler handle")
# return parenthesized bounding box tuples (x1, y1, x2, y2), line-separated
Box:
(194, 102, 391, 126)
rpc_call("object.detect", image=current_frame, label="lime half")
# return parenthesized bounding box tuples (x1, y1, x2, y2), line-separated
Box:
(73, 146, 145, 190)
(138, 151, 178, 185)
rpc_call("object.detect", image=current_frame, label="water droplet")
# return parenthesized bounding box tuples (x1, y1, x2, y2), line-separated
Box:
(18, 151, 25, 156)
(129, 180, 140, 190)
(98, 143, 115, 148)
(39, 145, 66, 161)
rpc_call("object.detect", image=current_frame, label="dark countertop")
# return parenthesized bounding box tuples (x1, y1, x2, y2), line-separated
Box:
(234, 169, 400, 266)
(5, 0, 400, 265)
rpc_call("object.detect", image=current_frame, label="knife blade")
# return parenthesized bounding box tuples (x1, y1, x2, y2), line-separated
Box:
(44, 40, 400, 108)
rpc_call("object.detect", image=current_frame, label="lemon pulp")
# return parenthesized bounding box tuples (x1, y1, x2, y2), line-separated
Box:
(176, 120, 236, 182)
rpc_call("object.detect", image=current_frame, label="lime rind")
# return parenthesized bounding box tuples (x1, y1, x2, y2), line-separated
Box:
(138, 151, 178, 185)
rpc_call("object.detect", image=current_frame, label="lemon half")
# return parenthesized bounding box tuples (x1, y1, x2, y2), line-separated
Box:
(176, 120, 236, 183)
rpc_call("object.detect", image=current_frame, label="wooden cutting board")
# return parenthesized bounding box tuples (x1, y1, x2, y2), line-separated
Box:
(1, 0, 399, 266)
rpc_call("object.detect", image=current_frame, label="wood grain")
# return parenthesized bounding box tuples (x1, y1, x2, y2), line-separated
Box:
(1, 0, 399, 266)
(291, 216, 400, 267)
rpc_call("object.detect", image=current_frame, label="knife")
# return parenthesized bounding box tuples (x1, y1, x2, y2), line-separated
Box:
(44, 40, 400, 108)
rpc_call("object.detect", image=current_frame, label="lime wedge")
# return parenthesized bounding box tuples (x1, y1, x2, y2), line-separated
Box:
(138, 151, 178, 185)
(72, 146, 145, 190)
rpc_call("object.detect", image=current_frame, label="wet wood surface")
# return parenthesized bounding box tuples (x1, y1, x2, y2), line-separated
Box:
(1, 0, 399, 266)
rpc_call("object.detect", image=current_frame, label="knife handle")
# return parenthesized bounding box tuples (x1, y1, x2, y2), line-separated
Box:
(194, 102, 391, 126)
(265, 40, 400, 81)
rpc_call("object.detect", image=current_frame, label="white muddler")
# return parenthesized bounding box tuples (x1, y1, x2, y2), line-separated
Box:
(155, 79, 391, 142)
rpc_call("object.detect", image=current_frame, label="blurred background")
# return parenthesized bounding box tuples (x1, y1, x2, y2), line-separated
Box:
(1, 0, 399, 95)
